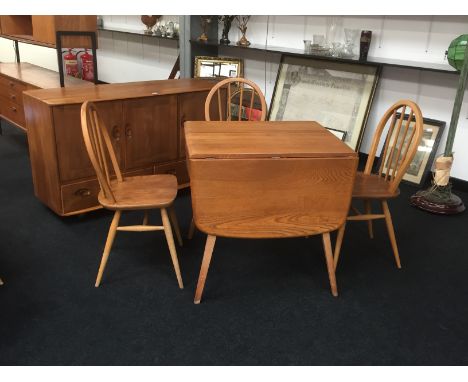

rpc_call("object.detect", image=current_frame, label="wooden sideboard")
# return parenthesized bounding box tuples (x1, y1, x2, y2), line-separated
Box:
(23, 78, 220, 216)
(0, 62, 90, 131)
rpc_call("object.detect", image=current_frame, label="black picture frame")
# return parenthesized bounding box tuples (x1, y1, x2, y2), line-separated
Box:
(379, 114, 446, 186)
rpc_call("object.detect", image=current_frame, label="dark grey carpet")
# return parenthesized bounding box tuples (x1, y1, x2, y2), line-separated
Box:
(1, 121, 467, 365)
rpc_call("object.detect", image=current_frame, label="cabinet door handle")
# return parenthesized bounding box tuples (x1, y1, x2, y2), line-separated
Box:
(112, 126, 121, 141)
(75, 188, 91, 197)
(125, 126, 133, 138)
(9, 81, 15, 88)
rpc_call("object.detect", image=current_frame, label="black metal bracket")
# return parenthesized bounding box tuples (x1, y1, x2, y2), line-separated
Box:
(14, 40, 20, 63)
(56, 31, 98, 87)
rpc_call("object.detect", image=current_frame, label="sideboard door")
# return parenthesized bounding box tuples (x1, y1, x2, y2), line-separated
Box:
(178, 92, 208, 159)
(122, 96, 178, 170)
(53, 101, 123, 182)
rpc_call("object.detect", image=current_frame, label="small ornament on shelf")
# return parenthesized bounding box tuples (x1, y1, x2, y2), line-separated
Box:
(236, 16, 251, 47)
(199, 16, 213, 42)
(141, 15, 160, 35)
(218, 15, 236, 45)
(359, 30, 372, 61)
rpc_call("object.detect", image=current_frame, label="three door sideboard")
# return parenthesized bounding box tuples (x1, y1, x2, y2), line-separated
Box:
(23, 78, 220, 216)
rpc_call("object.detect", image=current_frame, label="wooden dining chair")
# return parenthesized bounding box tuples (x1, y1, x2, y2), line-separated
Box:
(204, 77, 268, 122)
(187, 77, 268, 240)
(333, 100, 424, 270)
(81, 101, 184, 288)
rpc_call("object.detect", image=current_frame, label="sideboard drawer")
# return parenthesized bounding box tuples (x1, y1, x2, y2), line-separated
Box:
(0, 98, 25, 127)
(0, 76, 28, 93)
(0, 84, 25, 106)
(61, 179, 101, 214)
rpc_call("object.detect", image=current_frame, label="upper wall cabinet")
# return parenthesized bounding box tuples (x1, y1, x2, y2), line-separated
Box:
(0, 16, 97, 48)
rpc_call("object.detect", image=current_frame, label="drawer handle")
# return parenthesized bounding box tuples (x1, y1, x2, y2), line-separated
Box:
(75, 188, 91, 197)
(10, 94, 16, 101)
(9, 81, 15, 87)
(10, 106, 17, 112)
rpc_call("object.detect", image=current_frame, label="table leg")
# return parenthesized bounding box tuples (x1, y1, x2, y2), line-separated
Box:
(194, 234, 216, 304)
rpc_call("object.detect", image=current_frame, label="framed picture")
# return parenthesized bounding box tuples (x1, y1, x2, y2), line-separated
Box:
(379, 114, 446, 186)
(326, 127, 347, 141)
(194, 56, 243, 78)
(269, 54, 380, 151)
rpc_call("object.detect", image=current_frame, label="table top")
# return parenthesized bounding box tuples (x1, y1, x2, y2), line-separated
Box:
(185, 121, 357, 159)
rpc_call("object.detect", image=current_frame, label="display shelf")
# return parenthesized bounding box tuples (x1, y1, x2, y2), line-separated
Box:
(0, 33, 55, 48)
(190, 40, 457, 74)
(98, 26, 179, 41)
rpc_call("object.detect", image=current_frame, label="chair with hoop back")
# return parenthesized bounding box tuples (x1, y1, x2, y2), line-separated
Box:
(204, 77, 267, 122)
(187, 77, 268, 239)
(80, 101, 184, 288)
(333, 100, 424, 270)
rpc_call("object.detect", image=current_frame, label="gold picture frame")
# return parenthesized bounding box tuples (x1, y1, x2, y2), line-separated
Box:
(194, 56, 243, 78)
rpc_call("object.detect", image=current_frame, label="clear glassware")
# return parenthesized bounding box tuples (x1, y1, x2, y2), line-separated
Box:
(331, 42, 343, 57)
(343, 28, 360, 58)
(325, 16, 342, 48)
(313, 34, 325, 47)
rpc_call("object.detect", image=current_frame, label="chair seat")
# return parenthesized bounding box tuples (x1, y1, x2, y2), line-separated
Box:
(352, 172, 400, 199)
(98, 174, 178, 210)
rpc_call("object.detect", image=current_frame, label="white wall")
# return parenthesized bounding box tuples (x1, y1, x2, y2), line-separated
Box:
(0, 15, 179, 83)
(1, 15, 467, 180)
(97, 15, 179, 83)
(217, 15, 468, 181)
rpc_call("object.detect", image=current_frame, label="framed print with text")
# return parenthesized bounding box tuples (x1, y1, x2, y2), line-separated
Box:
(269, 54, 380, 151)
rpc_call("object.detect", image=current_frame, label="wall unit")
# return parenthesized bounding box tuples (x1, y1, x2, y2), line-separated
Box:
(0, 16, 97, 48)
(0, 62, 90, 131)
(23, 78, 220, 216)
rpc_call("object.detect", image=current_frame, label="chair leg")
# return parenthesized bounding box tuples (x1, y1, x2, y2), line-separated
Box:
(365, 200, 374, 239)
(161, 208, 184, 289)
(187, 217, 196, 240)
(142, 210, 149, 225)
(95, 210, 121, 287)
(382, 200, 402, 269)
(194, 234, 216, 304)
(322, 232, 338, 297)
(168, 205, 183, 247)
(333, 223, 346, 270)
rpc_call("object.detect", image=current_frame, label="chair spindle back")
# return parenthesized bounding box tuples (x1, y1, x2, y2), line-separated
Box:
(204, 77, 267, 122)
(364, 100, 424, 194)
(80, 101, 123, 203)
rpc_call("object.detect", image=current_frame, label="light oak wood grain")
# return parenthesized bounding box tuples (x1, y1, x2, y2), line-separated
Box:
(23, 78, 219, 215)
(82, 101, 183, 288)
(334, 100, 424, 270)
(187, 121, 358, 302)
